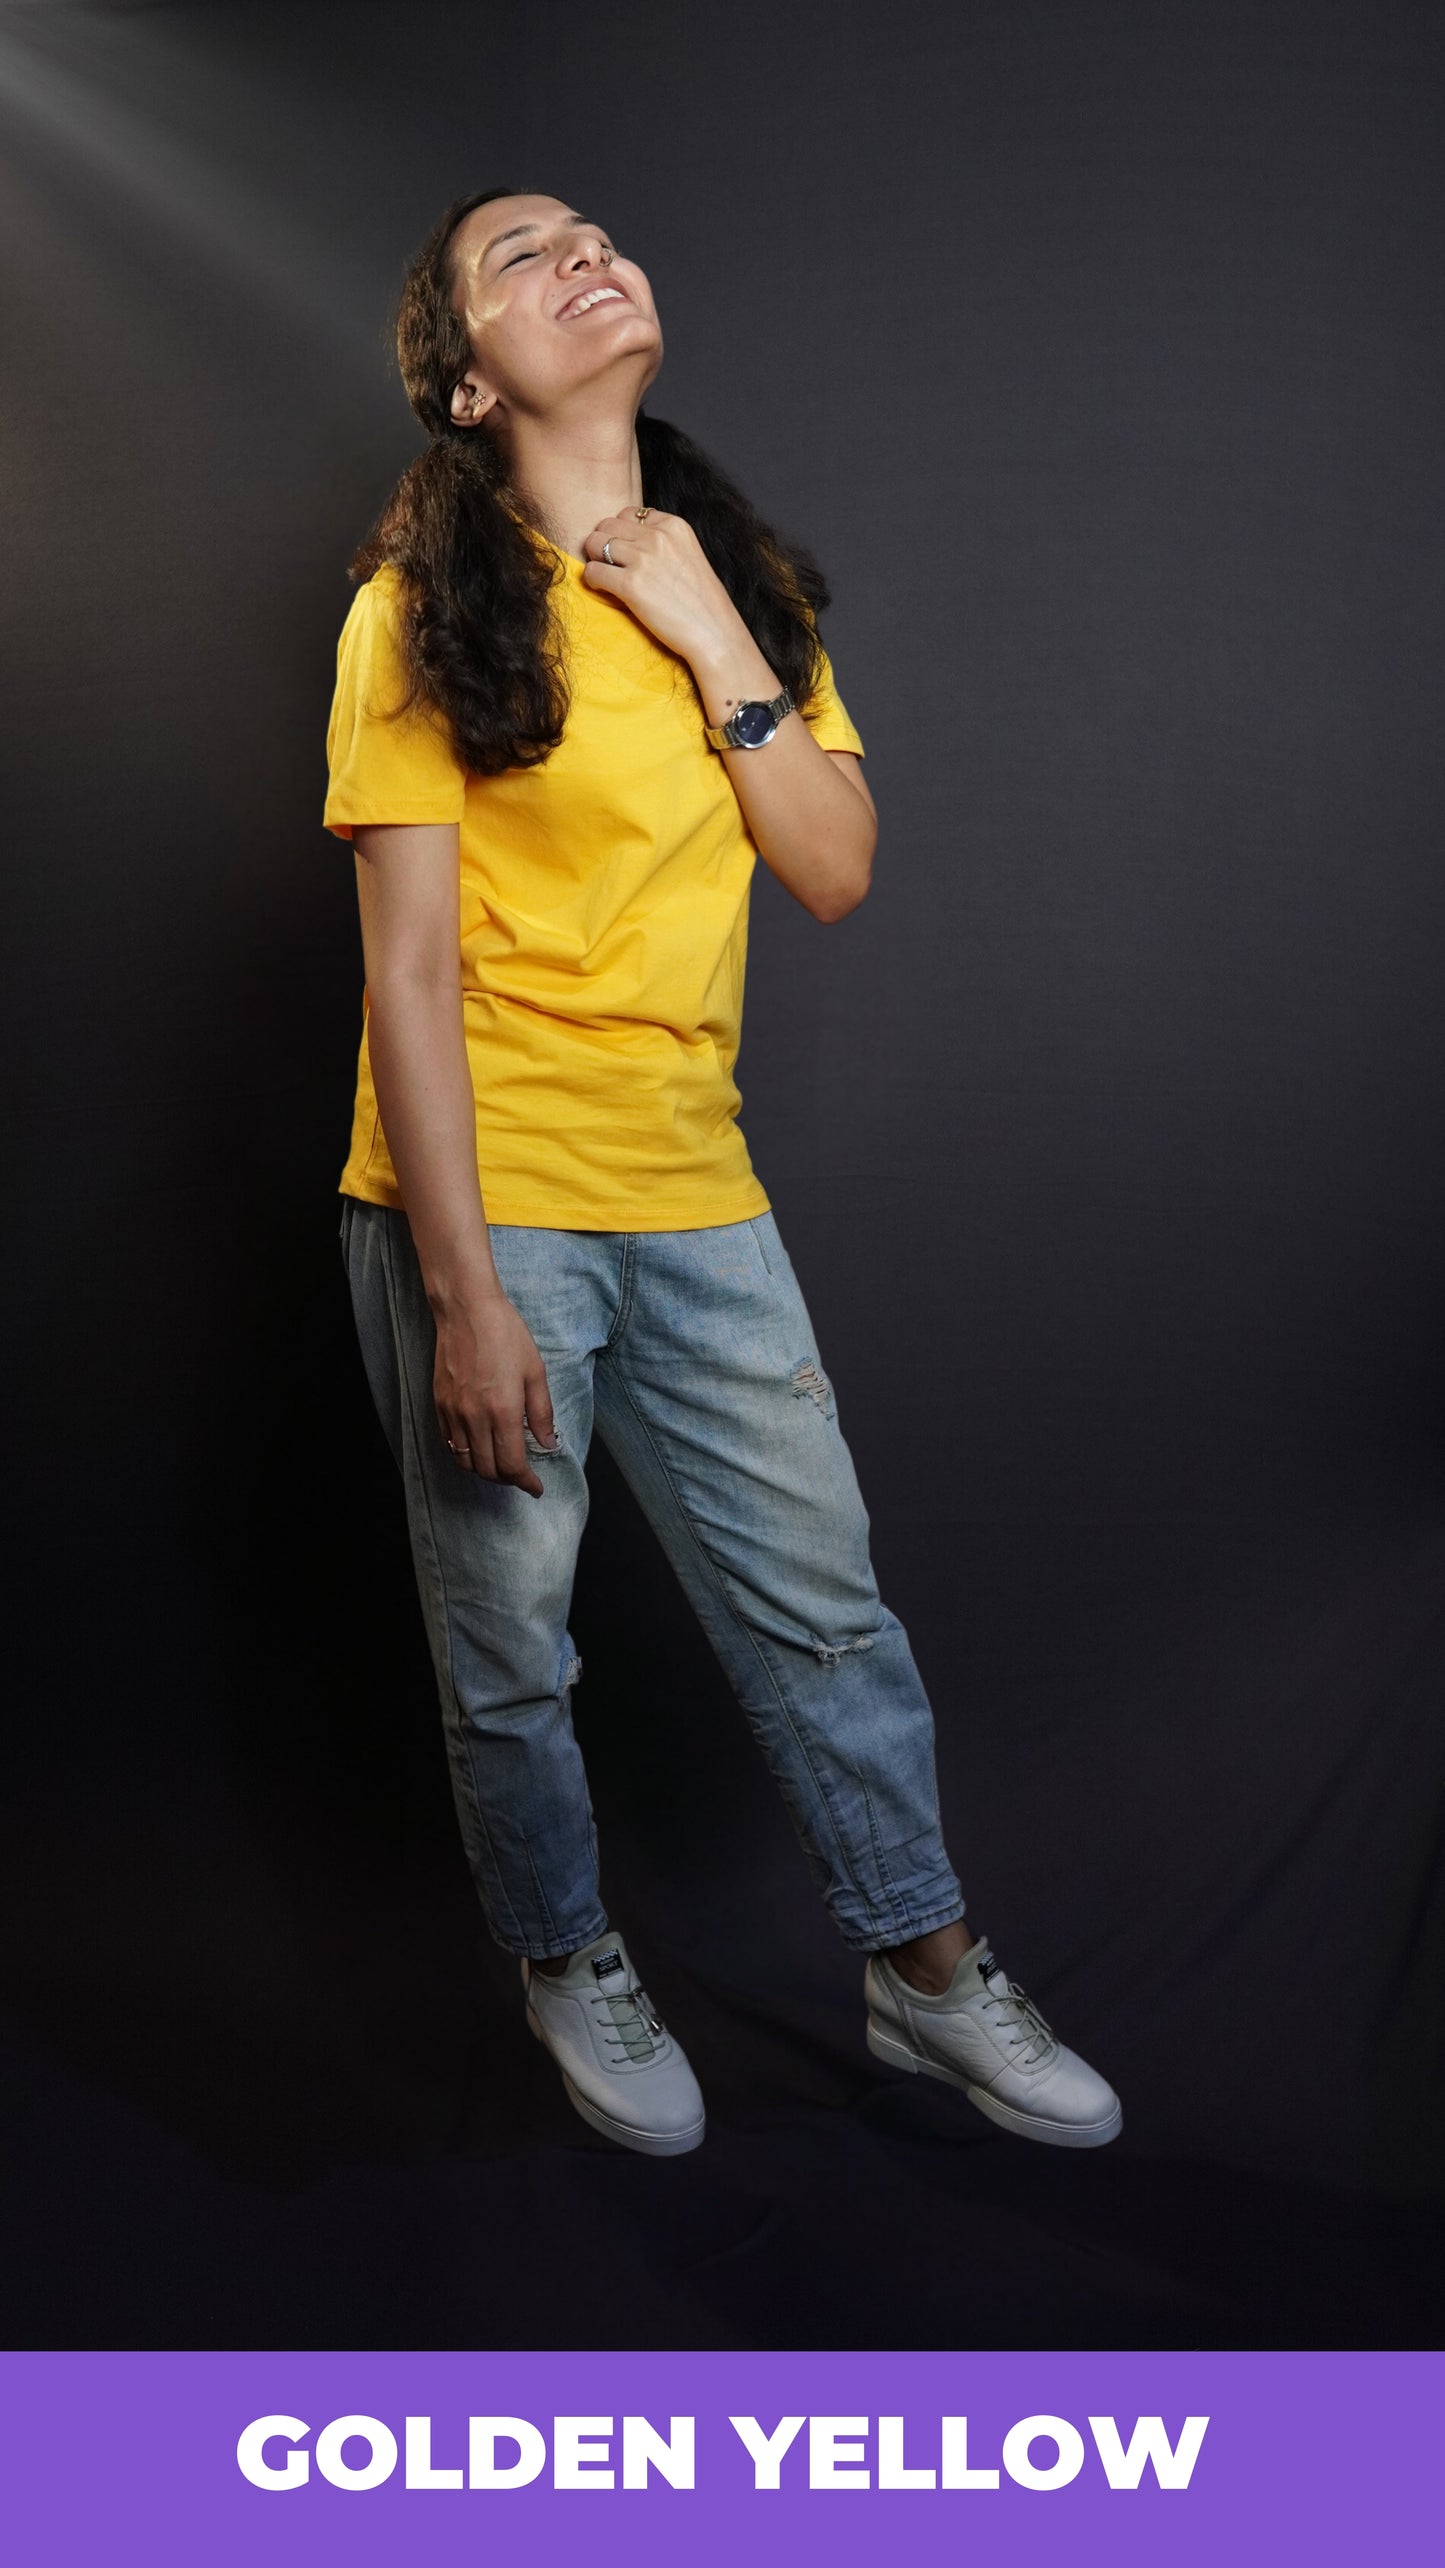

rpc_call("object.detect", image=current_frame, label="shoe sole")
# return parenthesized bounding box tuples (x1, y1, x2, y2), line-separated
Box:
(866, 2018, 1123, 2150)
(527, 2007, 706, 2157)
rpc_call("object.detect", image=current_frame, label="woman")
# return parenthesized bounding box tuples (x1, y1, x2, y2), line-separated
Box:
(326, 186, 1121, 2159)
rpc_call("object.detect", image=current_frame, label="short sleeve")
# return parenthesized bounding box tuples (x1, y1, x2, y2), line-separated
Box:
(323, 567, 468, 840)
(797, 619, 865, 756)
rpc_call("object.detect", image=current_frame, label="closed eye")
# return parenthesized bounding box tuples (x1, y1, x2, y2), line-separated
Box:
(504, 234, 616, 270)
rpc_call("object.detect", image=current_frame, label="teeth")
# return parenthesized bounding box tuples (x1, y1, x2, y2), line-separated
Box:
(564, 286, 624, 317)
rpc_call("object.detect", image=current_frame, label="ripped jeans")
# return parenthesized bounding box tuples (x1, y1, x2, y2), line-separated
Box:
(340, 1199, 967, 1958)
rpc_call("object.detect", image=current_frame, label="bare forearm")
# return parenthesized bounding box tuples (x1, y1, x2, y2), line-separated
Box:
(363, 968, 502, 1314)
(689, 633, 875, 921)
(579, 510, 876, 921)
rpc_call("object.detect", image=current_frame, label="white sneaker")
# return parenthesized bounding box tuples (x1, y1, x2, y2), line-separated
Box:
(522, 1928, 706, 2157)
(865, 1929, 1123, 2149)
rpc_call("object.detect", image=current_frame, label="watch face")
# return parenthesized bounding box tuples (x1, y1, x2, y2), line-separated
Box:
(731, 700, 776, 747)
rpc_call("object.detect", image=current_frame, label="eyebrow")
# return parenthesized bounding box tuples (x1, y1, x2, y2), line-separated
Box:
(482, 212, 600, 263)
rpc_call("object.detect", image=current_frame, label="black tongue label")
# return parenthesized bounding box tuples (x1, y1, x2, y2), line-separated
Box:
(591, 1948, 624, 1983)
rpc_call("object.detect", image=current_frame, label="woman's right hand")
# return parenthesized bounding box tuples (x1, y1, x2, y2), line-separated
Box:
(347, 823, 559, 1496)
(433, 1289, 558, 1497)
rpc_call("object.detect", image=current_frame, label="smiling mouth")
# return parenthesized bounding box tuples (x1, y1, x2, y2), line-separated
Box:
(557, 285, 632, 321)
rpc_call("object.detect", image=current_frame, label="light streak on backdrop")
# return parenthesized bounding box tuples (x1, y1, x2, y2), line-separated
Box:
(0, 2, 379, 361)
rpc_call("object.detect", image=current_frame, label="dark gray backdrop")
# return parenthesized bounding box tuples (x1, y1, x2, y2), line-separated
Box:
(2, 0, 1443, 2346)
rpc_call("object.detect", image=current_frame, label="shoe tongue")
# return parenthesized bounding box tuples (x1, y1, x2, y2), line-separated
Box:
(587, 1944, 661, 2058)
(967, 1939, 1009, 1994)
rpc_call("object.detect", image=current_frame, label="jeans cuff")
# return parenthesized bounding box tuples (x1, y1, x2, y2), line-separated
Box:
(492, 1909, 611, 1963)
(832, 1892, 969, 1953)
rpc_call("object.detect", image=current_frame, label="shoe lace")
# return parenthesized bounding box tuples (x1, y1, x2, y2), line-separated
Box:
(589, 1977, 666, 2064)
(980, 1973, 1058, 2066)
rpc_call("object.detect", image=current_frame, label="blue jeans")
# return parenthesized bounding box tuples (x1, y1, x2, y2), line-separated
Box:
(340, 1200, 966, 1959)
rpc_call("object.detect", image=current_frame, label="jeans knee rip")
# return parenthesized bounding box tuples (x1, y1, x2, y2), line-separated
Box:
(811, 1630, 879, 1668)
(790, 1358, 834, 1418)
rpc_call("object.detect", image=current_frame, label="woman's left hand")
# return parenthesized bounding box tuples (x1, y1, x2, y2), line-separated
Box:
(581, 508, 752, 674)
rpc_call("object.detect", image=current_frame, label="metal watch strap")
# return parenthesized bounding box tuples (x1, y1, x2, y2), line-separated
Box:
(703, 685, 795, 751)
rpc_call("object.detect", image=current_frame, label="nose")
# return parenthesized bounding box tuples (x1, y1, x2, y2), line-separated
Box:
(560, 224, 612, 271)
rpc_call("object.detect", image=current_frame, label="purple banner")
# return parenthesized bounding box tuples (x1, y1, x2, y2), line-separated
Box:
(0, 2349, 1436, 2564)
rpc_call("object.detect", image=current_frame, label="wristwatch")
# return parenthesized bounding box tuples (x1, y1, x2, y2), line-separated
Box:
(703, 686, 795, 752)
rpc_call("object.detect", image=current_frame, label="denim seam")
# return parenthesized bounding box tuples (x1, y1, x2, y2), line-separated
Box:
(604, 1230, 638, 1349)
(523, 1836, 572, 1953)
(376, 1212, 540, 1951)
(857, 1766, 911, 1936)
(603, 1361, 887, 1913)
(746, 1622, 920, 1943)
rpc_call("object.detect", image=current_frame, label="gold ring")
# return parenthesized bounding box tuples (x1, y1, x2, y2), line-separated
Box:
(635, 506, 651, 521)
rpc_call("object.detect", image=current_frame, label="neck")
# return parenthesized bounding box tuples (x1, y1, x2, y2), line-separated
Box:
(500, 395, 645, 565)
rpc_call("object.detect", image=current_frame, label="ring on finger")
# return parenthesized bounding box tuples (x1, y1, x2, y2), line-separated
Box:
(602, 538, 617, 566)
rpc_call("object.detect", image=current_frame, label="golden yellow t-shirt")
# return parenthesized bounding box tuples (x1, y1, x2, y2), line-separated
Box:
(323, 548, 865, 1228)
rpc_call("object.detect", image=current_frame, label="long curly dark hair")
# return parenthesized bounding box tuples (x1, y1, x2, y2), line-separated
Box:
(349, 187, 833, 777)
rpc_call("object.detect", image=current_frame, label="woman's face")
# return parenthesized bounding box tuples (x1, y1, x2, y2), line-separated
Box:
(447, 193, 662, 429)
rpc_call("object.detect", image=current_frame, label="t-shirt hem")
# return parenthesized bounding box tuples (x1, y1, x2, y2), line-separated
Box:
(324, 803, 465, 840)
(338, 1172, 771, 1231)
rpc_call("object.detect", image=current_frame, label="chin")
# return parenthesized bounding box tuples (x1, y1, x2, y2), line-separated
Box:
(591, 326, 657, 367)
(615, 313, 662, 354)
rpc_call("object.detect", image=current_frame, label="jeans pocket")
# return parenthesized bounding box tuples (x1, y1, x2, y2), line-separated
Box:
(748, 1213, 776, 1275)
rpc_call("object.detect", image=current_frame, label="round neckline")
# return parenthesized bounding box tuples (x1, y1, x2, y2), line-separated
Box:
(540, 538, 589, 580)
